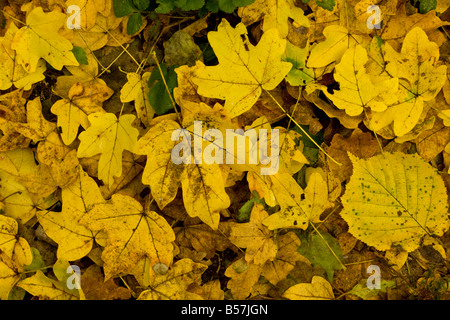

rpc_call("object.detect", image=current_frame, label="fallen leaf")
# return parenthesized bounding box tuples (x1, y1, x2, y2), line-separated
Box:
(0, 215, 32, 300)
(77, 112, 139, 188)
(37, 167, 104, 261)
(238, 0, 309, 38)
(191, 19, 292, 117)
(229, 203, 277, 265)
(120, 72, 154, 127)
(79, 193, 175, 280)
(81, 265, 132, 300)
(17, 270, 80, 300)
(340, 152, 449, 252)
(137, 258, 207, 300)
(282, 276, 335, 300)
(51, 82, 113, 145)
(11, 7, 79, 72)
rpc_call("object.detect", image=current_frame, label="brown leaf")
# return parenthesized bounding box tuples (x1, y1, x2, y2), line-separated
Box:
(81, 265, 132, 300)
(326, 128, 380, 183)
(175, 222, 235, 259)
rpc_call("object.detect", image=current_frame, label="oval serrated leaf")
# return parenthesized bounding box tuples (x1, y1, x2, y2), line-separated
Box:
(340, 152, 449, 252)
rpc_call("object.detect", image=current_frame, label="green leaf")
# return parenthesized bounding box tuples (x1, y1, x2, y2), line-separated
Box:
(216, 0, 255, 13)
(232, 0, 255, 7)
(205, 0, 219, 12)
(350, 280, 396, 300)
(218, 0, 236, 12)
(199, 43, 217, 64)
(113, 0, 135, 17)
(23, 247, 47, 273)
(294, 125, 323, 166)
(297, 229, 344, 282)
(315, 0, 335, 11)
(8, 286, 26, 300)
(419, 0, 437, 13)
(174, 0, 205, 10)
(134, 0, 150, 10)
(127, 12, 143, 35)
(282, 42, 314, 86)
(155, 0, 175, 13)
(236, 192, 265, 222)
(71, 46, 88, 65)
(148, 63, 178, 115)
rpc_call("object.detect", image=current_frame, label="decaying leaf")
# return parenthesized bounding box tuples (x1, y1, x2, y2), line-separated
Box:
(0, 215, 32, 300)
(79, 194, 175, 280)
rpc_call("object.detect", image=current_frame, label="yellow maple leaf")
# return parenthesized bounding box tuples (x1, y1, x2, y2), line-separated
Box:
(324, 45, 398, 116)
(0, 147, 59, 202)
(0, 215, 32, 300)
(0, 169, 37, 223)
(77, 112, 139, 188)
(283, 276, 335, 300)
(35, 131, 79, 189)
(263, 171, 332, 230)
(0, 90, 30, 151)
(370, 27, 447, 137)
(340, 152, 449, 252)
(66, 0, 98, 31)
(51, 82, 113, 145)
(120, 72, 154, 127)
(11, 7, 79, 73)
(67, 9, 130, 51)
(238, 0, 309, 38)
(53, 53, 101, 98)
(136, 113, 231, 230)
(137, 258, 207, 300)
(261, 232, 304, 285)
(79, 194, 175, 280)
(10, 97, 56, 142)
(37, 167, 104, 261)
(135, 119, 185, 210)
(229, 203, 277, 265)
(224, 257, 262, 300)
(191, 19, 292, 118)
(17, 270, 80, 300)
(307, 25, 364, 69)
(0, 23, 45, 90)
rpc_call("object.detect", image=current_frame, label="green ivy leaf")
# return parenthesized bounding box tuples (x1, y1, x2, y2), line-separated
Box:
(134, 0, 150, 10)
(148, 63, 178, 115)
(174, 0, 205, 10)
(127, 12, 143, 35)
(419, 0, 437, 13)
(113, 0, 135, 17)
(236, 192, 265, 222)
(71, 46, 88, 65)
(315, 0, 335, 11)
(155, 0, 175, 13)
(205, 0, 220, 12)
(297, 229, 344, 282)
